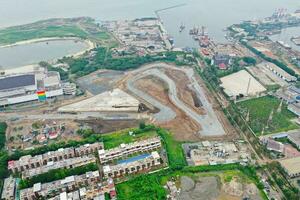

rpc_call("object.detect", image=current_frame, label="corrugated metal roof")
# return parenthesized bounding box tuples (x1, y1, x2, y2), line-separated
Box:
(0, 74, 35, 91)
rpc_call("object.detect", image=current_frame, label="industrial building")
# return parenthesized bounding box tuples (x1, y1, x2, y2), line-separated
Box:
(262, 138, 284, 153)
(288, 102, 300, 117)
(287, 131, 300, 150)
(98, 137, 161, 164)
(264, 62, 297, 82)
(183, 141, 250, 166)
(8, 143, 103, 173)
(1, 176, 16, 200)
(0, 71, 64, 106)
(20, 171, 116, 200)
(276, 86, 300, 104)
(279, 156, 300, 178)
(103, 151, 161, 179)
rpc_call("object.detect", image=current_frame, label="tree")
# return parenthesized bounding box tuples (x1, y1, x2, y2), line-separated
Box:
(139, 122, 146, 130)
(242, 57, 256, 65)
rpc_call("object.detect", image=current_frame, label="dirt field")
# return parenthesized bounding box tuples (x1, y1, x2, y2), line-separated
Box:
(179, 176, 220, 200)
(220, 70, 267, 97)
(135, 76, 201, 141)
(178, 173, 262, 200)
(77, 70, 124, 95)
(165, 68, 206, 115)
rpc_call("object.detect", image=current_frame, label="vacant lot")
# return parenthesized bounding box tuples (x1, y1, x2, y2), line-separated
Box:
(237, 95, 298, 135)
(220, 70, 266, 97)
(116, 169, 263, 200)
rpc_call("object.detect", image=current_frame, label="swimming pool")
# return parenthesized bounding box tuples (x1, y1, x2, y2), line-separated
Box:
(117, 153, 151, 165)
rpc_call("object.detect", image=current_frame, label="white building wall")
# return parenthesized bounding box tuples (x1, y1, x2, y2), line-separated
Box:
(46, 89, 63, 98)
(5, 89, 63, 105)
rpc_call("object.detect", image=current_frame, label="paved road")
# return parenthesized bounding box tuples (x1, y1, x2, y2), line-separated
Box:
(127, 71, 176, 122)
(126, 63, 226, 136)
(0, 112, 148, 121)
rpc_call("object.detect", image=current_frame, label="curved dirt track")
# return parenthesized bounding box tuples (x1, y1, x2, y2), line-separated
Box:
(126, 63, 226, 136)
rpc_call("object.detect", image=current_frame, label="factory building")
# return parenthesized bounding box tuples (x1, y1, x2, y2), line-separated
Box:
(8, 143, 103, 173)
(103, 151, 161, 179)
(288, 131, 300, 150)
(98, 137, 161, 164)
(0, 71, 64, 106)
(264, 62, 297, 82)
(279, 156, 300, 178)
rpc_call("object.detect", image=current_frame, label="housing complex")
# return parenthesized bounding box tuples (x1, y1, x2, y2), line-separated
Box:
(8, 143, 103, 175)
(98, 136, 161, 163)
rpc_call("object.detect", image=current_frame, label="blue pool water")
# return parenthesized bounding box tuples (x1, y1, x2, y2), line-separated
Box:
(117, 153, 150, 164)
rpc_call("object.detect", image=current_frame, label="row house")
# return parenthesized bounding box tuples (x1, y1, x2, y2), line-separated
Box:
(75, 143, 103, 157)
(22, 155, 96, 179)
(20, 171, 101, 200)
(98, 137, 161, 163)
(8, 142, 103, 173)
(1, 176, 16, 200)
(49, 180, 117, 200)
(103, 151, 161, 179)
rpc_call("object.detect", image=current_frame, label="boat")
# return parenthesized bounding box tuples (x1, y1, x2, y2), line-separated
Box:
(189, 26, 199, 35)
(179, 23, 185, 32)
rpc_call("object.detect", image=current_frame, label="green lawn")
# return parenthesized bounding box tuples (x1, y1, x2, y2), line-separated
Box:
(0, 25, 88, 45)
(102, 128, 158, 149)
(156, 128, 186, 169)
(0, 17, 115, 46)
(237, 95, 298, 135)
(116, 174, 167, 200)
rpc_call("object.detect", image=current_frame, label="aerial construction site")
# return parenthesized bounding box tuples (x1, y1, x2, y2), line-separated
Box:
(59, 62, 232, 141)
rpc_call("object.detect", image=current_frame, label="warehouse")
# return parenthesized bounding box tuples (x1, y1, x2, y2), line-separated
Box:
(279, 156, 300, 178)
(288, 131, 300, 150)
(0, 71, 63, 106)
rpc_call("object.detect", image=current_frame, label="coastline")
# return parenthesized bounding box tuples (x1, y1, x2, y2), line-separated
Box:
(0, 37, 94, 49)
(0, 37, 96, 72)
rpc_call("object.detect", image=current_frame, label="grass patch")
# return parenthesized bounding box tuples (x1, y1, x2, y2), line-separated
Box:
(0, 25, 88, 45)
(102, 129, 157, 149)
(222, 170, 251, 184)
(116, 174, 167, 200)
(156, 128, 186, 169)
(237, 95, 298, 135)
(0, 17, 115, 46)
(0, 122, 7, 150)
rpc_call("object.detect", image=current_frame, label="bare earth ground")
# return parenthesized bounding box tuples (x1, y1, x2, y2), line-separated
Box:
(117, 63, 238, 141)
(135, 76, 201, 141)
(165, 68, 206, 116)
(178, 175, 262, 200)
